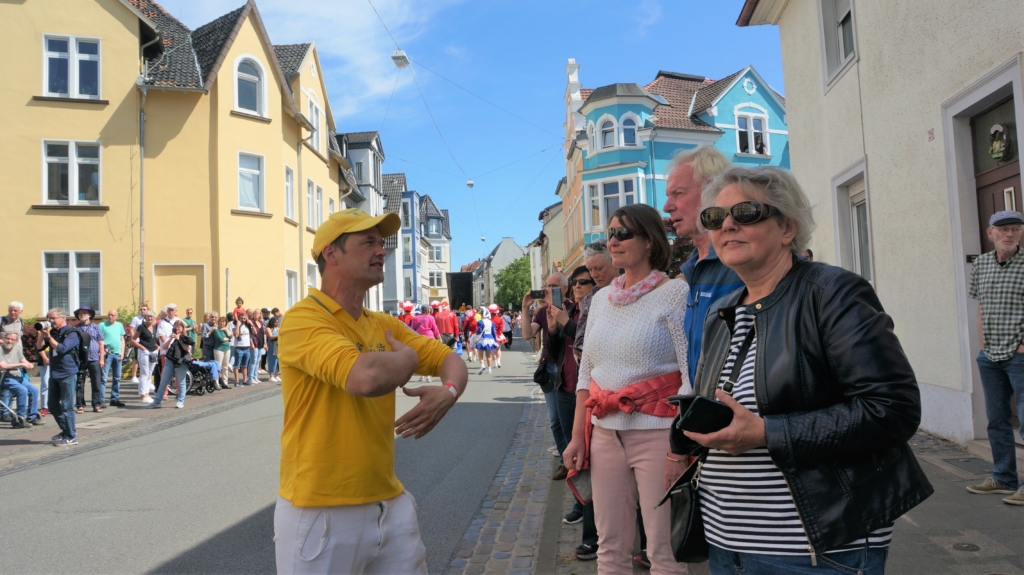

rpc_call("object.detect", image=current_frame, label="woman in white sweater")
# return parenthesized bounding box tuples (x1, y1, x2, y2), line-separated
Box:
(564, 203, 691, 575)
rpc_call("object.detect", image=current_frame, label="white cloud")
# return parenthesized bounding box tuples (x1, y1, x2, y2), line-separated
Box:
(158, 0, 462, 119)
(635, 0, 661, 38)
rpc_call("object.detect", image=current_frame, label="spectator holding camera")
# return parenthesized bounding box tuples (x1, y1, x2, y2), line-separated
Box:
(0, 332, 43, 427)
(232, 312, 253, 385)
(40, 309, 80, 445)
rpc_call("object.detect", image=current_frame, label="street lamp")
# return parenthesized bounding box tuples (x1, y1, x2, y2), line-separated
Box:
(391, 50, 410, 68)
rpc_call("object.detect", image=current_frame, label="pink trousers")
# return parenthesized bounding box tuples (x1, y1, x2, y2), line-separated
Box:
(590, 426, 688, 575)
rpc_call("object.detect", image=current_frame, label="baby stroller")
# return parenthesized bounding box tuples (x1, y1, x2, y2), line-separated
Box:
(185, 361, 219, 396)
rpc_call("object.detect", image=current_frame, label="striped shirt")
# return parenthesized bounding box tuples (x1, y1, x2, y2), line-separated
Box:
(698, 307, 893, 555)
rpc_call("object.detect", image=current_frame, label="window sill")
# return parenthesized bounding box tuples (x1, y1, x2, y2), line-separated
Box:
(230, 110, 272, 123)
(735, 153, 773, 159)
(284, 217, 299, 227)
(32, 95, 109, 105)
(231, 209, 273, 219)
(302, 141, 329, 163)
(823, 52, 857, 94)
(31, 204, 109, 211)
(306, 226, 317, 233)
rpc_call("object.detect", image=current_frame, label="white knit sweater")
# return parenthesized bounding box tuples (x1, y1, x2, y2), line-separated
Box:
(578, 279, 691, 430)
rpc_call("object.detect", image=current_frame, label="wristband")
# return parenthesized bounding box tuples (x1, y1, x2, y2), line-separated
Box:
(444, 382, 459, 400)
(666, 454, 681, 463)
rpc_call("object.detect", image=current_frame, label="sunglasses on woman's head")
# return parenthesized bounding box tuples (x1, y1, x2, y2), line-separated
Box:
(569, 278, 595, 287)
(607, 227, 640, 242)
(700, 201, 780, 230)
(584, 241, 607, 251)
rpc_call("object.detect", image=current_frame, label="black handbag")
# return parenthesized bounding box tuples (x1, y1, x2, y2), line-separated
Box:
(533, 360, 554, 393)
(658, 451, 709, 563)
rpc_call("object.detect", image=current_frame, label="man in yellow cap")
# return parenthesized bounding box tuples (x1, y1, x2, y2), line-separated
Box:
(274, 208, 468, 574)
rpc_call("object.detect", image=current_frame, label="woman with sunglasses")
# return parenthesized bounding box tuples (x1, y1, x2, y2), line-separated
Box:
(674, 166, 931, 574)
(563, 204, 690, 574)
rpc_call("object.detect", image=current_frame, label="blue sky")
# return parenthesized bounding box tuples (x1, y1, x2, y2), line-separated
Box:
(157, 0, 784, 270)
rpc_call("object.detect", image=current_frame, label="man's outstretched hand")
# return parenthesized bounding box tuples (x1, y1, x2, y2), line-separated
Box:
(394, 385, 457, 439)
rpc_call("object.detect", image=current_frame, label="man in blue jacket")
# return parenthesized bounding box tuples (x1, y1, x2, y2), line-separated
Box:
(40, 308, 81, 445)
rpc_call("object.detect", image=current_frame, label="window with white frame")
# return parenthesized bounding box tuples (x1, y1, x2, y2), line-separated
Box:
(849, 181, 872, 282)
(602, 179, 636, 226)
(355, 162, 363, 183)
(588, 124, 596, 151)
(44, 36, 100, 99)
(736, 115, 769, 155)
(307, 180, 314, 227)
(832, 162, 873, 283)
(328, 197, 335, 216)
(819, 0, 857, 87)
(587, 184, 600, 230)
(316, 185, 323, 226)
(430, 245, 443, 262)
(621, 118, 637, 146)
(308, 96, 322, 153)
(601, 121, 615, 148)
(44, 251, 100, 312)
(428, 219, 440, 235)
(44, 141, 100, 204)
(403, 270, 413, 299)
(429, 270, 444, 287)
(401, 199, 412, 229)
(286, 270, 299, 308)
(403, 235, 412, 264)
(284, 166, 295, 219)
(238, 153, 263, 210)
(306, 262, 318, 290)
(236, 59, 262, 115)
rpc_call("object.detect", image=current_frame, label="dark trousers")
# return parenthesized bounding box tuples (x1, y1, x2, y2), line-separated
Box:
(75, 361, 102, 408)
(48, 374, 76, 439)
(976, 350, 1024, 488)
(553, 386, 598, 546)
(503, 331, 513, 349)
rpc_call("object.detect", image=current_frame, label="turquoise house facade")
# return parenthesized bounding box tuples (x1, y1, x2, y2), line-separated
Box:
(570, 66, 788, 244)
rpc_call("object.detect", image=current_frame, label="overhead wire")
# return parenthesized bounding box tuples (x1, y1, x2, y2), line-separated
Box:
(378, 67, 402, 132)
(494, 147, 562, 222)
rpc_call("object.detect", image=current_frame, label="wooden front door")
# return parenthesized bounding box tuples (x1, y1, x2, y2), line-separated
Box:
(975, 162, 1022, 253)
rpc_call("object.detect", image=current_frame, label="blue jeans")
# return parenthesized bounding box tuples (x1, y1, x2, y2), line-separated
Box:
(1, 375, 38, 418)
(101, 353, 122, 401)
(154, 362, 188, 404)
(248, 347, 263, 380)
(976, 350, 1024, 488)
(709, 545, 888, 575)
(234, 348, 251, 376)
(48, 374, 76, 439)
(267, 346, 279, 374)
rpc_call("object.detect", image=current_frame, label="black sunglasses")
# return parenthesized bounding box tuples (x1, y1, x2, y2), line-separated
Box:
(569, 278, 595, 287)
(607, 226, 641, 242)
(700, 201, 781, 230)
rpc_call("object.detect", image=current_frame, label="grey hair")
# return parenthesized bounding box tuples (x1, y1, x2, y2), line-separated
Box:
(701, 166, 815, 254)
(8, 301, 23, 311)
(546, 272, 568, 287)
(47, 307, 66, 318)
(665, 146, 731, 186)
(583, 240, 612, 263)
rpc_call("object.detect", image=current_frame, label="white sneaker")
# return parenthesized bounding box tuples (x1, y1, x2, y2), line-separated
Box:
(141, 396, 154, 404)
(477, 366, 486, 375)
(487, 367, 492, 374)
(175, 401, 184, 409)
(426, 376, 432, 382)
(132, 377, 140, 384)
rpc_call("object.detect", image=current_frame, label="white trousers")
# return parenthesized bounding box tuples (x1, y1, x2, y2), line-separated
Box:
(274, 493, 427, 575)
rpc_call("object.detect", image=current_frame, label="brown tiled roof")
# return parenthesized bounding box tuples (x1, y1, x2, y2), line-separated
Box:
(690, 70, 744, 114)
(129, 0, 203, 88)
(461, 261, 481, 273)
(579, 88, 593, 100)
(274, 43, 311, 77)
(644, 73, 718, 132)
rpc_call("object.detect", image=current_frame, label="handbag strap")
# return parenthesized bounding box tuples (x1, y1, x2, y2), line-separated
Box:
(720, 324, 755, 396)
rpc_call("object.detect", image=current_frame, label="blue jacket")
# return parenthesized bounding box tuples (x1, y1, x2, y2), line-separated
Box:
(680, 244, 744, 384)
(50, 326, 82, 380)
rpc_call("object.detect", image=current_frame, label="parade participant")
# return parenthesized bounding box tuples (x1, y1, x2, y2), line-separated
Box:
(501, 309, 513, 349)
(489, 304, 505, 367)
(275, 208, 467, 574)
(462, 308, 479, 364)
(968, 209, 1024, 505)
(411, 304, 442, 382)
(435, 301, 460, 350)
(399, 301, 415, 327)
(474, 309, 499, 374)
(675, 166, 931, 574)
(563, 204, 689, 574)
(662, 146, 741, 384)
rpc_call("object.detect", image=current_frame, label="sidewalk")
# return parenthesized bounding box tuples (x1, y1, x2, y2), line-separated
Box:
(0, 373, 280, 470)
(442, 343, 1024, 575)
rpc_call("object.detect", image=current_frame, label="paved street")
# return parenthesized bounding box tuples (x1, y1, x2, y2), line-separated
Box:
(0, 340, 1021, 575)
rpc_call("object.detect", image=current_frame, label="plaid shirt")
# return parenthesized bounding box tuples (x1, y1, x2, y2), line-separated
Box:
(969, 247, 1024, 361)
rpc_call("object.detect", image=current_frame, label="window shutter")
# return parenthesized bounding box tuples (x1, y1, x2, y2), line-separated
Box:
(834, 0, 851, 22)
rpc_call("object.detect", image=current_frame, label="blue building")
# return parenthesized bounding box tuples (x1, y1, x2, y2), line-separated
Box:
(564, 62, 788, 245)
(395, 188, 451, 307)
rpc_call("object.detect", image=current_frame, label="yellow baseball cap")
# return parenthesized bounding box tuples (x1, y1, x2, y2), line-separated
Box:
(311, 208, 401, 259)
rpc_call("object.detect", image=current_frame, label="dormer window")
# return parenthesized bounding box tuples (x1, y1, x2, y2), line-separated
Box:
(237, 60, 262, 114)
(601, 121, 615, 148)
(428, 219, 440, 235)
(622, 118, 637, 145)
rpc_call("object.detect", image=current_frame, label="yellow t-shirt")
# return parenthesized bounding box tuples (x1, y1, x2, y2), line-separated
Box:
(277, 288, 453, 506)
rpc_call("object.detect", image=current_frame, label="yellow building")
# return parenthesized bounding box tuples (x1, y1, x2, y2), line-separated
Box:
(0, 0, 356, 318)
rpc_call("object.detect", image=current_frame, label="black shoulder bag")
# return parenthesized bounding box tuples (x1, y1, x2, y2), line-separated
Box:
(658, 327, 754, 564)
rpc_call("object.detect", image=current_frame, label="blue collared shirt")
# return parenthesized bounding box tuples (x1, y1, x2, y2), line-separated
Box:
(680, 244, 744, 383)
(51, 325, 83, 380)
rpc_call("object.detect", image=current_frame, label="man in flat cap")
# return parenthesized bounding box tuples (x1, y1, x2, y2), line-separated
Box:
(274, 208, 468, 573)
(968, 210, 1024, 506)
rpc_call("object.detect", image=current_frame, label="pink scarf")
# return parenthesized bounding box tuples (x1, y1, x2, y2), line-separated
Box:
(607, 270, 667, 306)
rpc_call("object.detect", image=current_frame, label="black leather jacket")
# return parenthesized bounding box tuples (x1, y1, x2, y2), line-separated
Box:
(671, 256, 933, 554)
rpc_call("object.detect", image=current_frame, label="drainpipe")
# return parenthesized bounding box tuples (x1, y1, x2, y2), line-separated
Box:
(295, 113, 316, 297)
(138, 83, 148, 304)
